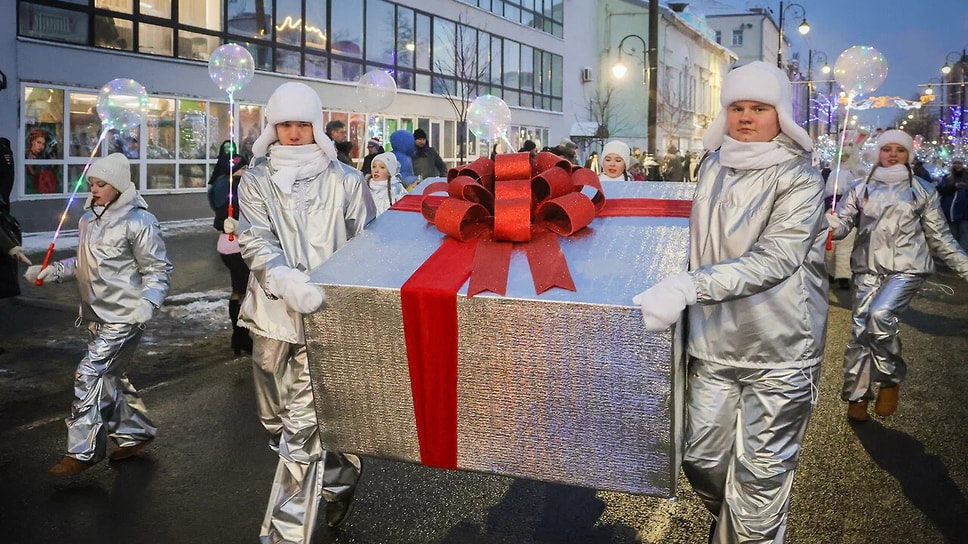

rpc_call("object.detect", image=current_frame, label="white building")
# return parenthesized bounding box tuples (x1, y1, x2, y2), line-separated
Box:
(4, 0, 606, 231)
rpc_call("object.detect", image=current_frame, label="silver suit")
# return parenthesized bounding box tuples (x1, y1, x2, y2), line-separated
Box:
(237, 158, 369, 544)
(51, 188, 171, 462)
(833, 174, 968, 401)
(684, 144, 828, 543)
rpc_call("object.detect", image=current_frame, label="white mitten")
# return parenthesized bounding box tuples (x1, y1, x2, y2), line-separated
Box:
(223, 217, 239, 235)
(25, 263, 62, 283)
(826, 212, 841, 231)
(632, 272, 697, 331)
(266, 267, 327, 314)
(8, 246, 32, 265)
(131, 299, 156, 323)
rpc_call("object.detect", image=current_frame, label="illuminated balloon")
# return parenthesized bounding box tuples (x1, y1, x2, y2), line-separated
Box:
(859, 133, 880, 171)
(208, 44, 255, 94)
(833, 46, 888, 97)
(467, 95, 511, 142)
(357, 70, 397, 111)
(97, 78, 149, 131)
(813, 134, 837, 165)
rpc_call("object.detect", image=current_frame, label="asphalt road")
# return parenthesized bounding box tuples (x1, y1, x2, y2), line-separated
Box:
(0, 225, 966, 544)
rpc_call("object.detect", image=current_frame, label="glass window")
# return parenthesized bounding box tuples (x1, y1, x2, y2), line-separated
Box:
(209, 103, 231, 158)
(396, 6, 415, 68)
(305, 53, 329, 80)
(415, 13, 431, 71)
(276, 0, 301, 46)
(19, 4, 88, 45)
(395, 70, 414, 91)
(542, 51, 552, 94)
(239, 105, 263, 158)
(490, 36, 502, 85)
(331, 2, 363, 58)
(147, 164, 175, 190)
(551, 54, 562, 97)
(520, 45, 533, 91)
(366, 0, 395, 65)
(95, 16, 133, 50)
(477, 30, 490, 85)
(178, 100, 208, 159)
(348, 113, 366, 160)
(731, 30, 743, 46)
(443, 120, 455, 159)
(332, 59, 362, 82)
(415, 73, 431, 93)
(178, 31, 219, 60)
(147, 98, 175, 159)
(275, 48, 301, 75)
(24, 165, 63, 195)
(179, 0, 221, 31)
(68, 92, 103, 158)
(503, 40, 519, 89)
(24, 87, 64, 161)
(179, 163, 206, 188)
(141, 0, 171, 18)
(95, 0, 132, 13)
(434, 18, 455, 74)
(240, 42, 273, 70)
(229, 0, 270, 40)
(140, 23, 173, 56)
(306, 0, 327, 50)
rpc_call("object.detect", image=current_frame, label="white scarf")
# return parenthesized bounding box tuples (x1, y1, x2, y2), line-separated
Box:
(870, 164, 910, 184)
(267, 144, 328, 194)
(719, 135, 798, 170)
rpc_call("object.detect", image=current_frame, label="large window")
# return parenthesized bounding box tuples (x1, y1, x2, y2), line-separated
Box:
(20, 84, 264, 198)
(457, 0, 563, 38)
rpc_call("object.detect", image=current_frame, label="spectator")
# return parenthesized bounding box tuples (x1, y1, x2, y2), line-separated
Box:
(0, 138, 13, 207)
(550, 138, 579, 165)
(367, 151, 408, 217)
(412, 128, 447, 179)
(660, 146, 685, 181)
(518, 140, 537, 156)
(361, 138, 384, 176)
(627, 158, 647, 181)
(936, 156, 968, 251)
(325, 119, 354, 166)
(389, 129, 416, 187)
(599, 141, 631, 181)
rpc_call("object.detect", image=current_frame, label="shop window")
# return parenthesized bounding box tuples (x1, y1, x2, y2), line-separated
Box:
(208, 103, 231, 158)
(178, 100, 208, 160)
(179, 163, 207, 188)
(239, 105, 264, 159)
(19, 3, 88, 45)
(68, 92, 104, 158)
(147, 164, 175, 190)
(147, 98, 176, 160)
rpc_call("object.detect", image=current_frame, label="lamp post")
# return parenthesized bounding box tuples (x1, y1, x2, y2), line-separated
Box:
(776, 1, 809, 69)
(806, 50, 830, 137)
(611, 33, 658, 157)
(940, 49, 968, 140)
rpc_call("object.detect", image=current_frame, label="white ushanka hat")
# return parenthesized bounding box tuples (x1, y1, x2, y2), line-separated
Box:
(371, 151, 399, 177)
(702, 61, 813, 152)
(875, 129, 914, 164)
(251, 82, 338, 163)
(601, 140, 631, 166)
(87, 152, 132, 193)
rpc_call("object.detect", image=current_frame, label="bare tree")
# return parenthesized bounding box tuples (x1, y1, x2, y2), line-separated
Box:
(434, 14, 488, 164)
(580, 82, 625, 152)
(655, 66, 695, 152)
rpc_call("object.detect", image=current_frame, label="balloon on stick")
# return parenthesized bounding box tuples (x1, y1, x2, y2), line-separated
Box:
(36, 78, 150, 285)
(208, 44, 255, 241)
(357, 69, 398, 112)
(467, 95, 512, 149)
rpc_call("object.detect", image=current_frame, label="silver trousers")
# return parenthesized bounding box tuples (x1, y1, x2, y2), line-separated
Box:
(252, 335, 361, 544)
(682, 358, 819, 544)
(842, 273, 923, 402)
(67, 321, 156, 463)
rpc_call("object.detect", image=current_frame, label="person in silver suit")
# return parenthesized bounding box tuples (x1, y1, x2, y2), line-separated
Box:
(633, 61, 828, 543)
(234, 81, 373, 542)
(25, 152, 172, 476)
(828, 129, 968, 422)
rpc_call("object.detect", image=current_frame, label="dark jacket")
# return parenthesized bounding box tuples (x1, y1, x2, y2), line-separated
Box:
(937, 170, 968, 222)
(413, 144, 447, 179)
(361, 146, 385, 176)
(0, 202, 22, 299)
(335, 140, 354, 167)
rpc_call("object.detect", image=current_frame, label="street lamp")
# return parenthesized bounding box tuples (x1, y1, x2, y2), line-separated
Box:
(611, 34, 648, 84)
(776, 1, 809, 69)
(806, 50, 831, 136)
(611, 33, 658, 157)
(939, 48, 968, 140)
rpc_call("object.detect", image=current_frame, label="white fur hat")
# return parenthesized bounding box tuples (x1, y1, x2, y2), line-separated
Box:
(87, 153, 132, 193)
(251, 82, 338, 163)
(602, 140, 631, 166)
(371, 151, 399, 177)
(875, 129, 914, 164)
(702, 61, 813, 152)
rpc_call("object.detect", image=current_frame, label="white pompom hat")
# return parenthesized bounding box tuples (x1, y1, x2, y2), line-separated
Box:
(251, 82, 338, 163)
(602, 140, 631, 166)
(875, 129, 914, 164)
(371, 151, 399, 177)
(702, 61, 813, 152)
(87, 153, 132, 193)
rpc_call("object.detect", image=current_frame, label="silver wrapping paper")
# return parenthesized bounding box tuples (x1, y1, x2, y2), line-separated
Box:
(305, 181, 694, 497)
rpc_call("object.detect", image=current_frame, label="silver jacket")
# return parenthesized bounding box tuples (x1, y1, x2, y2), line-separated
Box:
(688, 145, 828, 369)
(56, 187, 172, 324)
(832, 174, 968, 279)
(237, 159, 371, 344)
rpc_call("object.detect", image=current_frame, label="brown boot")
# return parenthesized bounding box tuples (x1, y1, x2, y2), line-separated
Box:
(847, 400, 869, 422)
(48, 456, 96, 477)
(875, 385, 900, 417)
(109, 437, 155, 461)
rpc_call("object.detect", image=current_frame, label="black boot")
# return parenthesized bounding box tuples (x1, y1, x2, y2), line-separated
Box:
(228, 299, 253, 356)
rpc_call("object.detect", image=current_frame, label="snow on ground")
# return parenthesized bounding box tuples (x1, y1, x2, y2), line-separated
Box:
(163, 289, 232, 329)
(21, 218, 211, 253)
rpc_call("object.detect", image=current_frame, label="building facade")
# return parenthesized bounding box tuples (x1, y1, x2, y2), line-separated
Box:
(5, 0, 605, 231)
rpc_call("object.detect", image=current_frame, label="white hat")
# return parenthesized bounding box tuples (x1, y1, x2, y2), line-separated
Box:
(251, 82, 338, 163)
(602, 140, 631, 166)
(703, 61, 813, 152)
(371, 151, 399, 177)
(875, 129, 914, 164)
(87, 153, 132, 193)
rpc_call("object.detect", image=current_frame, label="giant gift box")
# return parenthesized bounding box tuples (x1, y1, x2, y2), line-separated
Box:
(305, 153, 693, 497)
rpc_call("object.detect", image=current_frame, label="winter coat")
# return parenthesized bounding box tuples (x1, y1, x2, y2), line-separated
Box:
(0, 205, 22, 299)
(368, 176, 408, 217)
(389, 130, 416, 183)
(687, 144, 828, 369)
(412, 144, 447, 179)
(937, 171, 968, 222)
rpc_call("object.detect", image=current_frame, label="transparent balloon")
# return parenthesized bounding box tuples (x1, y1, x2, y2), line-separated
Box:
(97, 78, 149, 131)
(208, 44, 255, 94)
(859, 134, 880, 171)
(813, 134, 837, 165)
(833, 46, 888, 97)
(357, 70, 397, 112)
(467, 95, 512, 142)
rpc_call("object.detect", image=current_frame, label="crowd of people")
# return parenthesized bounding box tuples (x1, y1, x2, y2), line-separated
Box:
(3, 58, 968, 544)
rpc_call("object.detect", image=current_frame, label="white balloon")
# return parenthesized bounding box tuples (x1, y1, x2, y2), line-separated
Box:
(833, 46, 888, 96)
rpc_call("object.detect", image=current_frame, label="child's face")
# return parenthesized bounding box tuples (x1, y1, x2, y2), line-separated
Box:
(879, 144, 908, 167)
(603, 154, 626, 177)
(88, 177, 119, 206)
(276, 121, 315, 146)
(371, 160, 390, 181)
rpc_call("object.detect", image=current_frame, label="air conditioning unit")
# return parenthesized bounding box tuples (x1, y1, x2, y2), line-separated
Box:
(580, 67, 593, 82)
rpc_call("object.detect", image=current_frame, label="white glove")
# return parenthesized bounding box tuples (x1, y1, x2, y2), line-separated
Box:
(24, 263, 61, 284)
(632, 272, 697, 331)
(826, 212, 841, 231)
(266, 267, 326, 314)
(223, 217, 239, 235)
(131, 299, 156, 323)
(8, 246, 32, 265)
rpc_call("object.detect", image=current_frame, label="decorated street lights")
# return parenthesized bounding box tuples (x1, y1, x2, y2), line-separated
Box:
(776, 1, 809, 69)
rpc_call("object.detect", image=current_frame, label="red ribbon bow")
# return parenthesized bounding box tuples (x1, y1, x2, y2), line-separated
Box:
(417, 151, 604, 296)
